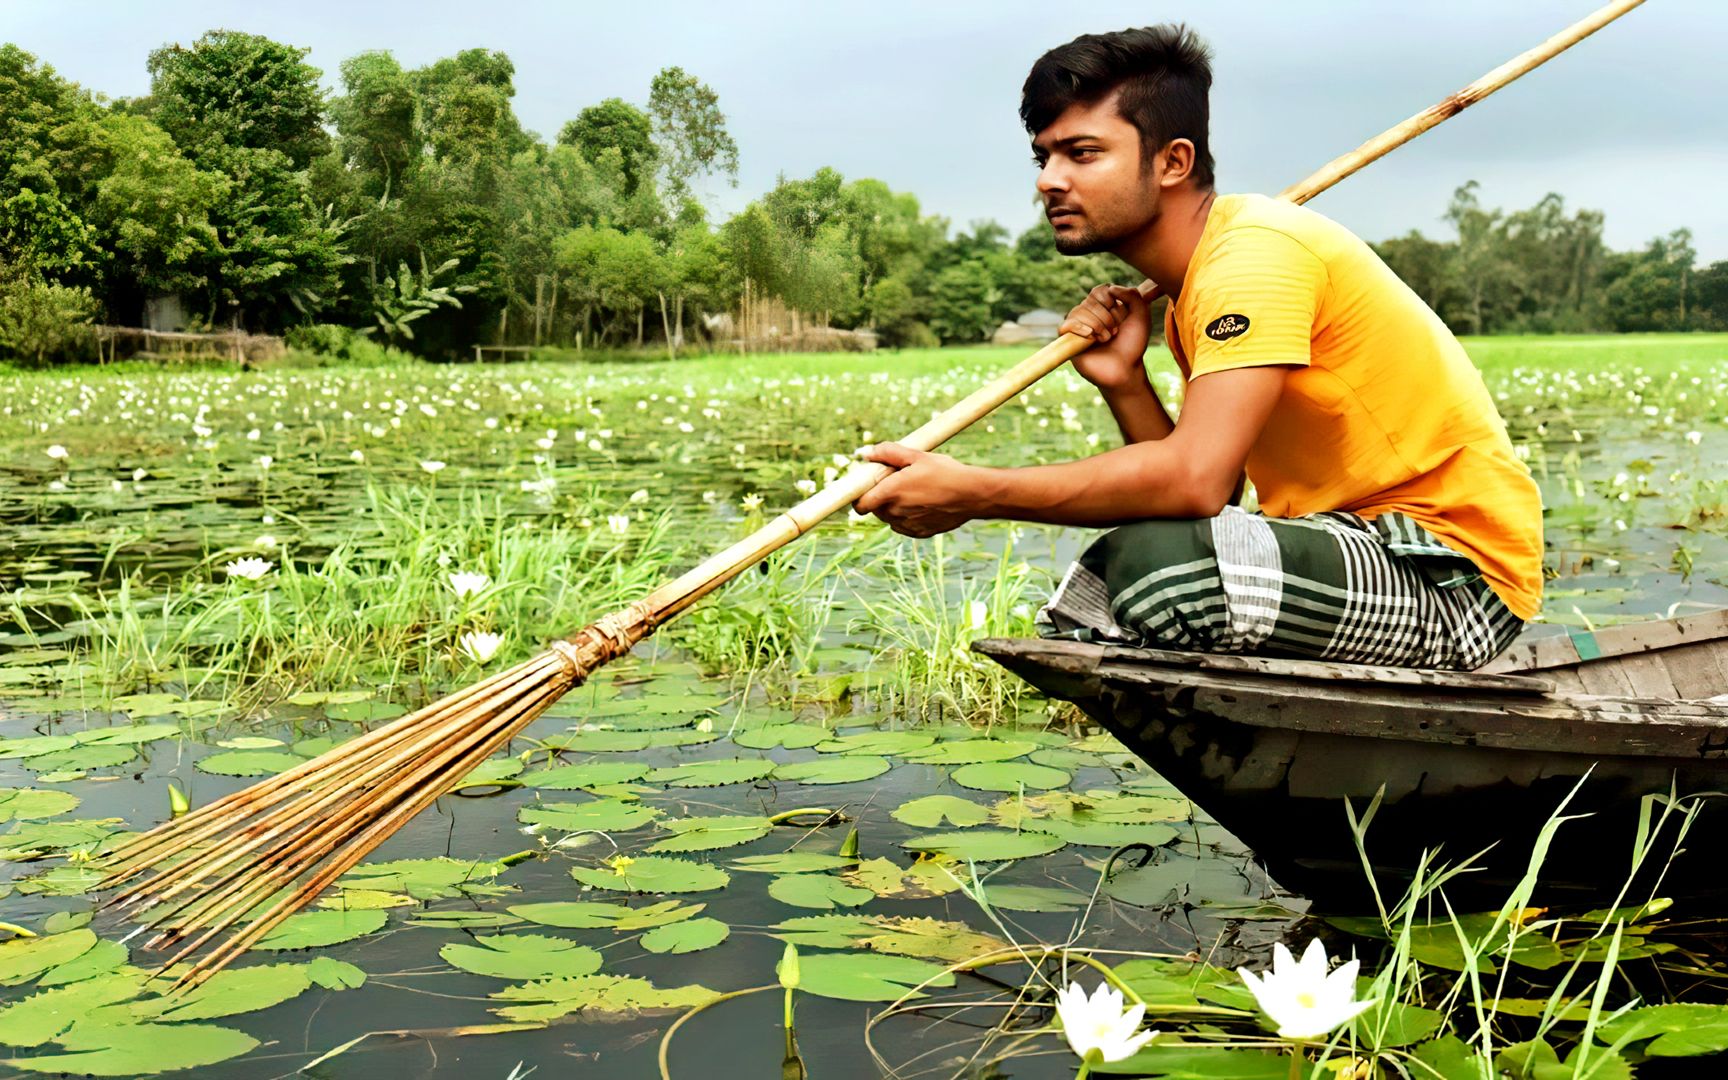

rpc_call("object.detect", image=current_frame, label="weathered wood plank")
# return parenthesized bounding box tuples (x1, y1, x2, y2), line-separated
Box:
(1486, 609, 1728, 673)
(1576, 660, 1636, 697)
(1661, 642, 1728, 699)
(1616, 652, 1680, 699)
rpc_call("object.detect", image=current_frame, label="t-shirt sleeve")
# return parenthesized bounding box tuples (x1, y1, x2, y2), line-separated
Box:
(1182, 226, 1326, 379)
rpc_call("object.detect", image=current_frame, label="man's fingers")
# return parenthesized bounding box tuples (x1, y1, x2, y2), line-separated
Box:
(860, 441, 921, 469)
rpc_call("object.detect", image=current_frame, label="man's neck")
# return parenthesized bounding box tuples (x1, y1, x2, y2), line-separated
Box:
(1115, 187, 1218, 300)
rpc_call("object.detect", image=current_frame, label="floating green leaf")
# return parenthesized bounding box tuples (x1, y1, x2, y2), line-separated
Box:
(0, 789, 78, 823)
(903, 739, 1036, 765)
(519, 761, 648, 789)
(38, 938, 126, 986)
(842, 857, 963, 899)
(902, 829, 1064, 862)
(194, 750, 305, 777)
(455, 757, 524, 790)
(520, 800, 659, 834)
(338, 856, 508, 900)
(814, 732, 935, 756)
(254, 910, 387, 951)
(1597, 1003, 1728, 1056)
(768, 873, 873, 910)
(0, 973, 143, 1047)
(731, 852, 859, 874)
(489, 974, 717, 1023)
(141, 963, 314, 1022)
(20, 745, 135, 773)
(7, 1021, 258, 1076)
(0, 929, 96, 986)
(733, 724, 828, 750)
(308, 956, 367, 990)
(648, 815, 774, 853)
(640, 917, 730, 955)
(509, 900, 702, 931)
(570, 857, 730, 894)
(978, 885, 1085, 912)
(644, 759, 775, 787)
(1091, 1045, 1287, 1078)
(772, 756, 891, 785)
(792, 953, 954, 1002)
(441, 934, 603, 980)
(950, 762, 1070, 792)
(891, 795, 990, 829)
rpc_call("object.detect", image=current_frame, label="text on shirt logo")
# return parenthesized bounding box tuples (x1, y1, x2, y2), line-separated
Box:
(1205, 314, 1251, 341)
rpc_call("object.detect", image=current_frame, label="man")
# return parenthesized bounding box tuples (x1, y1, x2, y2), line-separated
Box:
(852, 24, 1542, 670)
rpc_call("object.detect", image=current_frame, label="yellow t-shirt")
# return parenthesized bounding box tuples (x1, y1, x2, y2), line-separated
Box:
(1162, 193, 1544, 620)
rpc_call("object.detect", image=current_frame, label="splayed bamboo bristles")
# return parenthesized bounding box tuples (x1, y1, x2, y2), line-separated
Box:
(90, 0, 1644, 988)
(96, 640, 609, 990)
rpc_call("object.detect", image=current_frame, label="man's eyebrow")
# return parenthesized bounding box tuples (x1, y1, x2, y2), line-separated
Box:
(1030, 134, 1106, 154)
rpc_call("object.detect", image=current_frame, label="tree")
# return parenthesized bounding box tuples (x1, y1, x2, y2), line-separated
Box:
(330, 51, 419, 198)
(1444, 181, 1520, 335)
(144, 31, 329, 169)
(558, 99, 657, 197)
(647, 66, 739, 207)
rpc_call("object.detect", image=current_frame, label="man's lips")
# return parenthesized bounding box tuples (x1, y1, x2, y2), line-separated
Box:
(1047, 208, 1079, 221)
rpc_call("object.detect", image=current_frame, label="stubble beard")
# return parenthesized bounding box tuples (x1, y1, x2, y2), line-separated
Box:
(1051, 195, 1158, 257)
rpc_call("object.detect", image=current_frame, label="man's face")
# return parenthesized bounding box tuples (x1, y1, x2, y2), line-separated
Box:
(1031, 90, 1159, 256)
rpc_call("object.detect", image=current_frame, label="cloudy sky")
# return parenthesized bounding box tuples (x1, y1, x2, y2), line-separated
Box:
(9, 0, 1725, 261)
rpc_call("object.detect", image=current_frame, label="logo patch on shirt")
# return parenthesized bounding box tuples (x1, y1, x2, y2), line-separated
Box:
(1205, 314, 1250, 341)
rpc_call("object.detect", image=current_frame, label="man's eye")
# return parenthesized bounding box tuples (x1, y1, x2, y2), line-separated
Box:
(1031, 156, 1046, 167)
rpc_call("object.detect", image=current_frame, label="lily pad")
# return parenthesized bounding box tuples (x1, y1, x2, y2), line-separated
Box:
(639, 917, 730, 955)
(441, 934, 603, 980)
(648, 815, 774, 853)
(768, 873, 874, 910)
(732, 724, 828, 750)
(570, 856, 730, 894)
(520, 800, 660, 834)
(0, 789, 79, 823)
(813, 732, 935, 756)
(902, 829, 1065, 862)
(730, 852, 859, 874)
(339, 857, 509, 899)
(140, 963, 314, 1022)
(489, 974, 717, 1023)
(792, 952, 955, 1002)
(6, 1021, 258, 1076)
(903, 739, 1036, 765)
(195, 750, 306, 777)
(891, 795, 991, 829)
(644, 759, 775, 787)
(0, 929, 96, 985)
(950, 762, 1071, 792)
(254, 910, 388, 951)
(772, 756, 891, 785)
(519, 761, 648, 789)
(509, 900, 703, 931)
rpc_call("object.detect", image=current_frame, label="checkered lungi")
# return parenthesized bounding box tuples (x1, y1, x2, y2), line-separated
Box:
(1034, 506, 1524, 671)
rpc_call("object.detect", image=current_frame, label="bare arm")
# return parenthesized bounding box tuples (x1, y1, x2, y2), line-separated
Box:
(854, 365, 1288, 535)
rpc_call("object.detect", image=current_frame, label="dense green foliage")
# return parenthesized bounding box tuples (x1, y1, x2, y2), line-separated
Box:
(0, 32, 1722, 366)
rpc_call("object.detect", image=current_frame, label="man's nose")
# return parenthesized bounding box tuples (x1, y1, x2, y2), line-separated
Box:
(1036, 165, 1067, 197)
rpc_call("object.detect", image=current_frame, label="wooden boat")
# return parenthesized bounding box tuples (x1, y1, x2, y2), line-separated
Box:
(973, 611, 1728, 911)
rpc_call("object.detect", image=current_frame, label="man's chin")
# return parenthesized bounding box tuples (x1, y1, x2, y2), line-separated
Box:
(1052, 226, 1114, 256)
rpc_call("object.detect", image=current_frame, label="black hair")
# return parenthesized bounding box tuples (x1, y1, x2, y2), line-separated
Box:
(1020, 24, 1216, 188)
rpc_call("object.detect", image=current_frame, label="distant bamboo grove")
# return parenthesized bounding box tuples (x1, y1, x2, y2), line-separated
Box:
(1, 32, 1723, 367)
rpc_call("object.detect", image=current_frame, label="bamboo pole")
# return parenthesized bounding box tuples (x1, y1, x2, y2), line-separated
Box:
(97, 0, 1646, 984)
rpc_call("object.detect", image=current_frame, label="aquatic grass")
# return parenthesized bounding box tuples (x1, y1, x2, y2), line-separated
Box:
(848, 529, 1053, 725)
(62, 483, 687, 703)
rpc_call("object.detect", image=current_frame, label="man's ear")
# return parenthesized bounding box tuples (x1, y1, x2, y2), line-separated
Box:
(1156, 138, 1197, 190)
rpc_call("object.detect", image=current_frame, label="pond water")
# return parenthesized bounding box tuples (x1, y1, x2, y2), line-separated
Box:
(0, 339, 1726, 1076)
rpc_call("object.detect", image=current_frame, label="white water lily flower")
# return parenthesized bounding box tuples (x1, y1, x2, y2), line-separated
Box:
(794, 478, 817, 496)
(132, 467, 147, 482)
(741, 492, 764, 512)
(459, 630, 503, 663)
(448, 571, 490, 599)
(419, 459, 447, 474)
(45, 444, 68, 461)
(256, 535, 278, 549)
(1054, 981, 1157, 1064)
(350, 449, 365, 463)
(628, 489, 649, 504)
(965, 600, 988, 631)
(223, 557, 274, 581)
(606, 514, 630, 534)
(256, 454, 273, 470)
(1237, 939, 1377, 1040)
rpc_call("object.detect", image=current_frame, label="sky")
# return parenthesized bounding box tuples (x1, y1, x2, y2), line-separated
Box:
(7, 0, 1726, 261)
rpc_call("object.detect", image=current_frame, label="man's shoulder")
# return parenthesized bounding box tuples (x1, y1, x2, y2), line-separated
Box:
(1212, 193, 1357, 254)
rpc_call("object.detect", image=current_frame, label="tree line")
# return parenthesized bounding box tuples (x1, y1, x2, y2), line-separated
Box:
(1, 31, 1723, 366)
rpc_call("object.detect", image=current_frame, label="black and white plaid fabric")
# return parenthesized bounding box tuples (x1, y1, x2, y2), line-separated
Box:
(1035, 506, 1524, 671)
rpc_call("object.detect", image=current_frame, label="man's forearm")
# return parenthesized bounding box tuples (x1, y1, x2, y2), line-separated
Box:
(1099, 373, 1175, 444)
(966, 439, 1223, 527)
